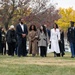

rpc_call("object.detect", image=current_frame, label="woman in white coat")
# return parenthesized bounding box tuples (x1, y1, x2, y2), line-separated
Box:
(50, 23, 60, 57)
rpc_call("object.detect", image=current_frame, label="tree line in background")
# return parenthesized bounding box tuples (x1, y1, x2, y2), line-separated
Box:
(56, 8, 75, 31)
(0, 0, 75, 31)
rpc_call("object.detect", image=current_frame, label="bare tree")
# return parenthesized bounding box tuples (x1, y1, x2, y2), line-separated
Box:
(0, 0, 30, 30)
(0, 0, 60, 29)
(25, 3, 60, 28)
(29, 0, 51, 14)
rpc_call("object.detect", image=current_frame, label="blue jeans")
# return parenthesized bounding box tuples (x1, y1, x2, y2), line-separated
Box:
(70, 42, 75, 57)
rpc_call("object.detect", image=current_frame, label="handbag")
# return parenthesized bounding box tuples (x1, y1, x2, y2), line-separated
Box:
(49, 43, 51, 49)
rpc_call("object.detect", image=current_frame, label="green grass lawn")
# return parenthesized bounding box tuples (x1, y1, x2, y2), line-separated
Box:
(0, 52, 75, 75)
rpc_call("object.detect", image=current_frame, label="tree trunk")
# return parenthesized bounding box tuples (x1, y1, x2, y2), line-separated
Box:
(4, 22, 9, 30)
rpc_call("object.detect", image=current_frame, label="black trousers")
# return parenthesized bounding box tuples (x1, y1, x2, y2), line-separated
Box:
(40, 46, 47, 57)
(0, 43, 2, 54)
(59, 41, 65, 56)
(8, 42, 16, 56)
(1, 42, 6, 55)
(18, 39, 27, 57)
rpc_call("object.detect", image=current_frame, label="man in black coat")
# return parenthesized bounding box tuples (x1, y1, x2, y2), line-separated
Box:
(16, 18, 28, 57)
(67, 21, 75, 58)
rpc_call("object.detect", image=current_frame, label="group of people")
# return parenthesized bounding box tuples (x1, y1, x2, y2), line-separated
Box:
(0, 18, 65, 57)
(0, 18, 74, 58)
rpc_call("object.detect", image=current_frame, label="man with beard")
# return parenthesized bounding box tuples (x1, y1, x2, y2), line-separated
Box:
(16, 18, 28, 57)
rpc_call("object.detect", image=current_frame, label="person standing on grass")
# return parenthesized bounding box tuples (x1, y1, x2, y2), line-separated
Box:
(16, 18, 28, 57)
(6, 25, 17, 56)
(1, 27, 6, 55)
(59, 28, 65, 57)
(67, 21, 75, 58)
(50, 23, 60, 57)
(38, 25, 49, 57)
(44, 24, 50, 55)
(28, 25, 38, 57)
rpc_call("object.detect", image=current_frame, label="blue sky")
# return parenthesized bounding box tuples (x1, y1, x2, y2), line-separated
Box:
(50, 0, 75, 9)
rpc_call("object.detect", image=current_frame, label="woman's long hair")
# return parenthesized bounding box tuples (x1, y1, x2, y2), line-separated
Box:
(40, 25, 47, 36)
(29, 25, 37, 31)
(53, 23, 59, 28)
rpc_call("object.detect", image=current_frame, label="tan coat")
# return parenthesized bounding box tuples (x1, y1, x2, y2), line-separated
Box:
(28, 30, 38, 55)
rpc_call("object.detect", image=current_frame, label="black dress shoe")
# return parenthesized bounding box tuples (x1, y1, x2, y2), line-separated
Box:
(71, 56, 74, 58)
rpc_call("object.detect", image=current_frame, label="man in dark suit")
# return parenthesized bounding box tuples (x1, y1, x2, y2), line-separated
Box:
(67, 21, 75, 58)
(16, 18, 28, 57)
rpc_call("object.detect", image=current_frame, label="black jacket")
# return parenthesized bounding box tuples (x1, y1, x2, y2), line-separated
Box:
(67, 27, 75, 43)
(16, 24, 28, 40)
(6, 30, 17, 43)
